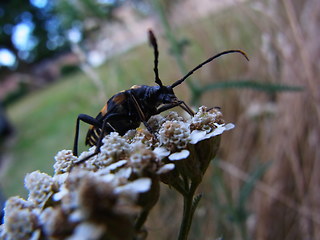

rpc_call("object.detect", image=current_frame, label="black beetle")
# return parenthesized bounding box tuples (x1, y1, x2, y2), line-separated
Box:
(73, 30, 248, 163)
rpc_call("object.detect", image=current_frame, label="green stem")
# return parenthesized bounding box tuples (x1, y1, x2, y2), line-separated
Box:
(178, 182, 199, 240)
(237, 219, 248, 240)
(135, 209, 149, 232)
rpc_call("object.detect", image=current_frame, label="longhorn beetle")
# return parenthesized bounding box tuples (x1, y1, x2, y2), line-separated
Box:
(73, 30, 249, 164)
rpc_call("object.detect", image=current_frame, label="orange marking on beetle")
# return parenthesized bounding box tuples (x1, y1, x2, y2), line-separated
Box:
(113, 93, 126, 104)
(100, 103, 108, 116)
(131, 85, 141, 89)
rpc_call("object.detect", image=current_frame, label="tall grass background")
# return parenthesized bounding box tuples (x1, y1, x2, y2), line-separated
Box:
(2, 0, 319, 239)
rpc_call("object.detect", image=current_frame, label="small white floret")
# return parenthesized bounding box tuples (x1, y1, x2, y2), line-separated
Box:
(189, 130, 207, 144)
(156, 163, 175, 174)
(169, 150, 190, 161)
(115, 178, 152, 195)
(153, 147, 171, 159)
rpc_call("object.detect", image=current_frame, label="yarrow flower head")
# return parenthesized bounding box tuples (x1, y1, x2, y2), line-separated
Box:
(158, 120, 190, 152)
(156, 106, 234, 189)
(25, 170, 54, 207)
(190, 106, 224, 132)
(0, 106, 234, 240)
(53, 149, 78, 174)
(1, 197, 39, 240)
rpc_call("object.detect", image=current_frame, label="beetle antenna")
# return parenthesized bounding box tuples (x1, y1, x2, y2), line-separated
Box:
(148, 29, 163, 87)
(171, 50, 249, 88)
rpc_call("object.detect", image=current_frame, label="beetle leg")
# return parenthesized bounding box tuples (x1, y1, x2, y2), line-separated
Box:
(179, 101, 195, 116)
(106, 121, 116, 132)
(128, 92, 157, 137)
(129, 92, 147, 121)
(73, 114, 102, 156)
(94, 118, 113, 155)
(156, 102, 180, 114)
(156, 101, 194, 116)
(74, 117, 113, 165)
(74, 112, 127, 165)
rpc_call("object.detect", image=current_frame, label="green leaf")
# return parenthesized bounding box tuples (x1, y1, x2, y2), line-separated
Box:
(191, 193, 203, 214)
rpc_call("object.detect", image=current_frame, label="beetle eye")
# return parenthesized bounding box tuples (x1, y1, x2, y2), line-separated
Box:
(162, 94, 176, 103)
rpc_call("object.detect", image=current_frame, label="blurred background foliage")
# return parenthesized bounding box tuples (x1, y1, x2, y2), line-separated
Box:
(0, 0, 319, 239)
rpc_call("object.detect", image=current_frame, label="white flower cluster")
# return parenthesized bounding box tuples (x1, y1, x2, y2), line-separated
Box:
(25, 171, 54, 208)
(158, 120, 190, 152)
(1, 197, 39, 240)
(0, 106, 234, 240)
(155, 106, 234, 161)
(190, 106, 224, 132)
(53, 150, 77, 174)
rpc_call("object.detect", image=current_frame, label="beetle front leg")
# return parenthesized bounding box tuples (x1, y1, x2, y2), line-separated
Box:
(128, 91, 157, 136)
(73, 114, 102, 156)
(179, 101, 195, 116)
(156, 101, 194, 116)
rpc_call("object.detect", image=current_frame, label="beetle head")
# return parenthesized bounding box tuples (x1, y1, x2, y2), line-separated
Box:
(158, 86, 177, 104)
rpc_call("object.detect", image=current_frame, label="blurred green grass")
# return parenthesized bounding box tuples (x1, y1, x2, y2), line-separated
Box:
(3, 5, 258, 198)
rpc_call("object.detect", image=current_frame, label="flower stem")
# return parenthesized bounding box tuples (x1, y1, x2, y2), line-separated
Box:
(178, 182, 200, 240)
